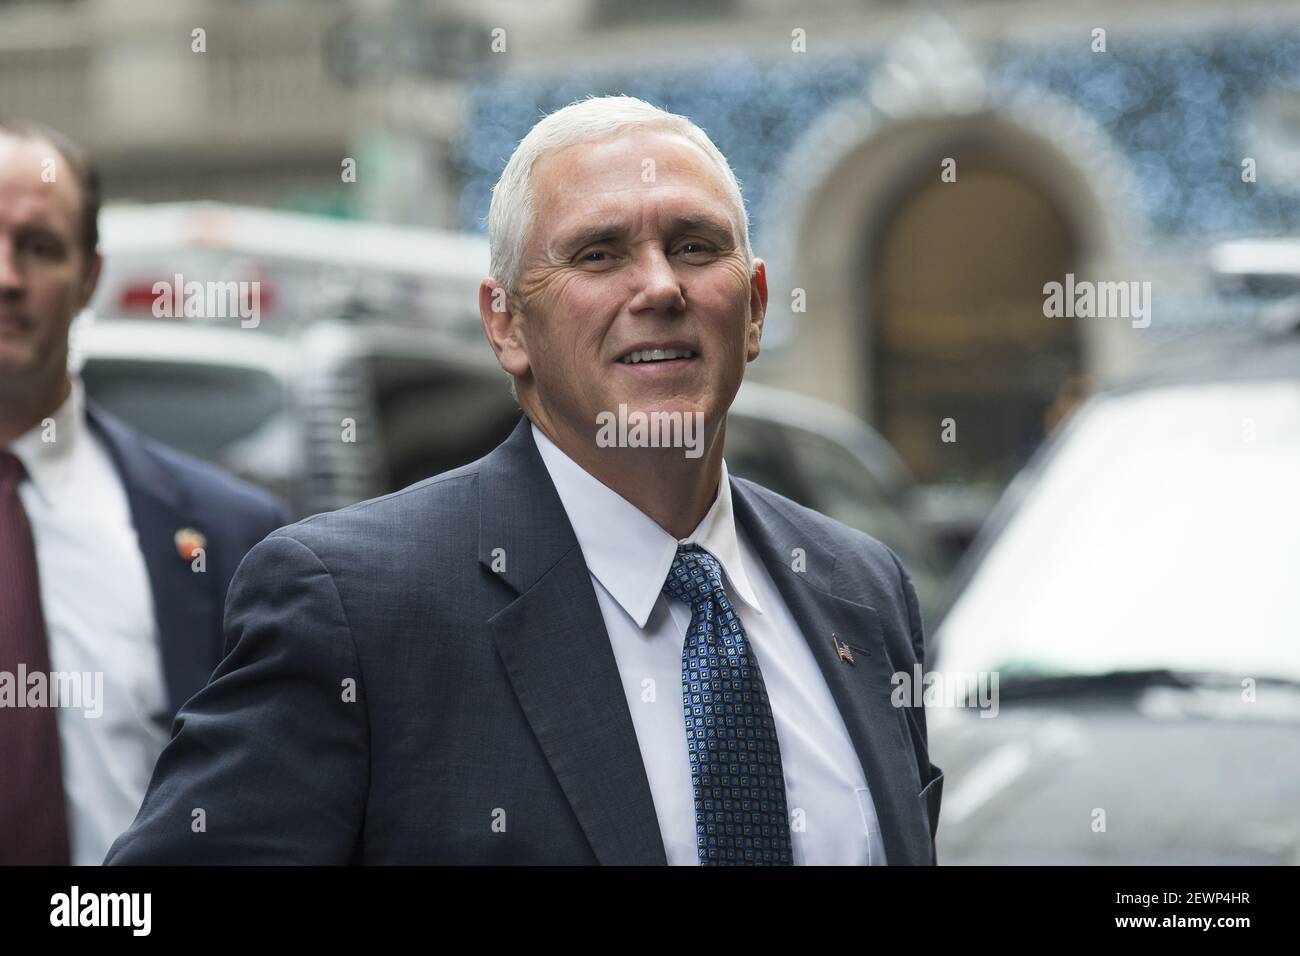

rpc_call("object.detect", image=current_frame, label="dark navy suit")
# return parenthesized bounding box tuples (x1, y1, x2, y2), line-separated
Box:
(86, 401, 290, 725)
(106, 414, 942, 864)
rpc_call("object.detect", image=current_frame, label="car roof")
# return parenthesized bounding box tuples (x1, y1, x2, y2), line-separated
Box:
(99, 202, 489, 280)
(731, 380, 916, 493)
(1108, 321, 1300, 396)
(75, 316, 501, 375)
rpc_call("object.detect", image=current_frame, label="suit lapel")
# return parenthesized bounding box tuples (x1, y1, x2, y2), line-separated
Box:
(730, 478, 934, 865)
(480, 417, 667, 865)
(86, 402, 218, 723)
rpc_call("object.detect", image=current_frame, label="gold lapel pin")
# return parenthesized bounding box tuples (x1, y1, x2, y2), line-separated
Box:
(174, 527, 207, 561)
(832, 632, 855, 665)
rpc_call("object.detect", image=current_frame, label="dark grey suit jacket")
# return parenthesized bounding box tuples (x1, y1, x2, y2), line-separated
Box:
(106, 414, 942, 864)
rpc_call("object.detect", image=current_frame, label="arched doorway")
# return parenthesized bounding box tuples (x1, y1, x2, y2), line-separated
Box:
(870, 160, 1082, 488)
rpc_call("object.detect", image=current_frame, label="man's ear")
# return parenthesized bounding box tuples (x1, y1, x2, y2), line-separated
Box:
(746, 258, 767, 363)
(78, 250, 103, 310)
(478, 278, 531, 378)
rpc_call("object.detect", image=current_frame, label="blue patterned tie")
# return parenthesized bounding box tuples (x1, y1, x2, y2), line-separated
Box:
(663, 544, 794, 865)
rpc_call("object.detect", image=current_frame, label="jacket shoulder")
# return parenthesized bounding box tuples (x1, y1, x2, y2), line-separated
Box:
(146, 437, 286, 523)
(268, 457, 482, 555)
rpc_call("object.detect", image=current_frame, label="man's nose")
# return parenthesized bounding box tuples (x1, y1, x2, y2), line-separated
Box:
(0, 239, 23, 299)
(629, 247, 686, 314)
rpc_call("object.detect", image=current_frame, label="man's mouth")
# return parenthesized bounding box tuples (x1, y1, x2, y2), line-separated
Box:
(617, 347, 698, 365)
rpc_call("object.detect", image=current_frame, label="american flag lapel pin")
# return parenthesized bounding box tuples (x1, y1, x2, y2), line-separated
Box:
(174, 527, 206, 561)
(832, 632, 855, 665)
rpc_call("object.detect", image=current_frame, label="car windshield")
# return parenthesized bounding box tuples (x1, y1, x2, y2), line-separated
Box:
(936, 379, 1300, 683)
(81, 359, 289, 463)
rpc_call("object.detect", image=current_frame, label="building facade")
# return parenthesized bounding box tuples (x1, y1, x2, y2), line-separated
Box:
(4, 0, 1298, 496)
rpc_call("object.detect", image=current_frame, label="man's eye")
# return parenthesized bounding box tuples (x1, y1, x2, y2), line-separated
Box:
(20, 236, 63, 258)
(677, 242, 716, 257)
(580, 250, 611, 263)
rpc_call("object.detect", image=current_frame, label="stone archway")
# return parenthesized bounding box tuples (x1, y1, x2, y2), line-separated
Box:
(754, 20, 1145, 492)
(871, 153, 1080, 487)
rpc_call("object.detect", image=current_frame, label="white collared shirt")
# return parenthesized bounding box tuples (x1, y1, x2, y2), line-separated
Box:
(531, 422, 886, 865)
(7, 379, 169, 865)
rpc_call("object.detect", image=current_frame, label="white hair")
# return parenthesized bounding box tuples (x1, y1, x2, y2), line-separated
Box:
(486, 94, 754, 295)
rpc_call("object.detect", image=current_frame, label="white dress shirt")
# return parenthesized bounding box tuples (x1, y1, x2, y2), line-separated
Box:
(8, 378, 170, 865)
(531, 423, 886, 865)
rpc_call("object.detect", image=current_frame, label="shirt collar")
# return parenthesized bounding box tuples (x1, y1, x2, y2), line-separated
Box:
(6, 377, 86, 508)
(531, 421, 763, 629)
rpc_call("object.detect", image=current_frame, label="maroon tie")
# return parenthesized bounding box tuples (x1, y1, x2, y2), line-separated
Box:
(0, 449, 71, 865)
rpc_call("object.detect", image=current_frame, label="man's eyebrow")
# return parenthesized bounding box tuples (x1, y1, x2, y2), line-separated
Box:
(555, 223, 627, 255)
(15, 222, 67, 245)
(555, 214, 735, 256)
(666, 214, 735, 241)
(18, 222, 62, 236)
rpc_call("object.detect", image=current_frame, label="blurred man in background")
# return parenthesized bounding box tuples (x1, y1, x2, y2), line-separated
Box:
(0, 120, 289, 864)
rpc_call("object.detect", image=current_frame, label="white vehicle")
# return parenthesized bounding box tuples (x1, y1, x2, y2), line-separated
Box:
(89, 201, 487, 339)
(929, 312, 1300, 864)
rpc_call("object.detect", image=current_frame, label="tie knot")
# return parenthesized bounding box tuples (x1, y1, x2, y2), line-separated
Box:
(662, 544, 726, 607)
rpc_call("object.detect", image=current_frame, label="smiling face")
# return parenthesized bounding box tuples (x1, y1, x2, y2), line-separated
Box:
(0, 133, 101, 412)
(481, 127, 766, 457)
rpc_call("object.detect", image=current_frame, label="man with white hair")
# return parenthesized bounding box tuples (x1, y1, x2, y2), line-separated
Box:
(107, 95, 942, 865)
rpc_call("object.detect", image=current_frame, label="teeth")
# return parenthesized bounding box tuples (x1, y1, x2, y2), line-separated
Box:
(619, 348, 697, 364)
